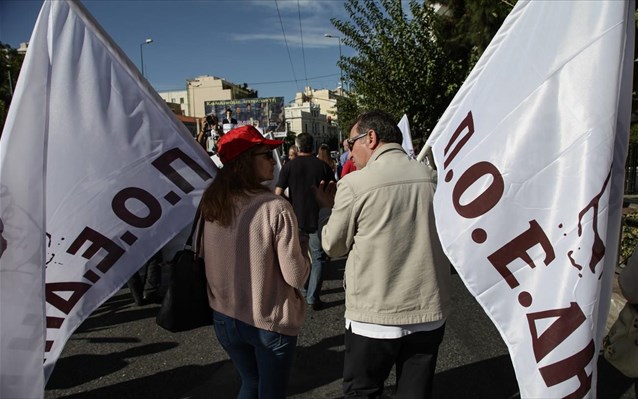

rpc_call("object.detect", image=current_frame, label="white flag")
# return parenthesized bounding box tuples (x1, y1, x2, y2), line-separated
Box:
(426, 1, 634, 398)
(263, 132, 283, 191)
(397, 114, 416, 158)
(0, 1, 215, 396)
(0, 3, 49, 395)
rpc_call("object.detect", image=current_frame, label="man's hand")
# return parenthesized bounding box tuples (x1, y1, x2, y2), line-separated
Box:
(312, 180, 337, 209)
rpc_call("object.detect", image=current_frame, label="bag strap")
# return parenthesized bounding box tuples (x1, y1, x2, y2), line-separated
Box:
(194, 210, 205, 259)
(185, 203, 204, 255)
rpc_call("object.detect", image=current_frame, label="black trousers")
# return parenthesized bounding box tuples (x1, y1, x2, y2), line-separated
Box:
(343, 324, 445, 399)
(127, 251, 163, 305)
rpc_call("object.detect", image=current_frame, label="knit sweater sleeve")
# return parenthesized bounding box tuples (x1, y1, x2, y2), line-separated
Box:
(273, 201, 311, 289)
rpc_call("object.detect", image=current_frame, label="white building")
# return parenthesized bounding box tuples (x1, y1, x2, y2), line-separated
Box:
(158, 75, 257, 118)
(157, 90, 188, 116)
(285, 86, 342, 146)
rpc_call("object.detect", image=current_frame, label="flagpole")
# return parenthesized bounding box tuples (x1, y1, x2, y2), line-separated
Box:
(416, 145, 428, 162)
(416, 144, 435, 169)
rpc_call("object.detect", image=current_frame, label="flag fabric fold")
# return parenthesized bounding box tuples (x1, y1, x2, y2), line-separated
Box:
(0, 3, 50, 396)
(0, 1, 215, 396)
(426, 1, 634, 397)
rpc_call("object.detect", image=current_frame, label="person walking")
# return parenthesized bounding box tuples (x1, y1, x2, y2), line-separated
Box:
(275, 133, 336, 310)
(340, 151, 357, 178)
(200, 125, 311, 398)
(318, 143, 338, 180)
(287, 145, 298, 163)
(338, 138, 349, 176)
(314, 110, 451, 398)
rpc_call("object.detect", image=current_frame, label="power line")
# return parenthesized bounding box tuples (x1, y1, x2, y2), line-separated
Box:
(275, 0, 299, 93)
(247, 73, 339, 86)
(297, 0, 308, 88)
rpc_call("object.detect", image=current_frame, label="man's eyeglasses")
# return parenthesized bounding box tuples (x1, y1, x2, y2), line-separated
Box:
(252, 151, 274, 160)
(347, 131, 368, 151)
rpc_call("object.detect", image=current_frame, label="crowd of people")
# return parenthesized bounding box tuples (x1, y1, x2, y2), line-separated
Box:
(128, 109, 638, 399)
(196, 108, 240, 155)
(188, 110, 451, 398)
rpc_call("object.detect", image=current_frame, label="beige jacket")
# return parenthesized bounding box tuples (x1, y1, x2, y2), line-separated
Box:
(320, 143, 451, 325)
(202, 192, 310, 336)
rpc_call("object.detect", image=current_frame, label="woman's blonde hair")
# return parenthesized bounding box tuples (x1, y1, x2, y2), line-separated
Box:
(200, 146, 270, 226)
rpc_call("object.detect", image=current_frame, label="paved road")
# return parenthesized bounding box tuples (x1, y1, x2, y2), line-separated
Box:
(44, 259, 635, 399)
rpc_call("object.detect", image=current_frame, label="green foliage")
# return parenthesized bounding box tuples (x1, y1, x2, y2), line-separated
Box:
(324, 133, 340, 151)
(620, 212, 638, 265)
(0, 42, 25, 135)
(331, 0, 465, 140)
(436, 0, 516, 74)
(335, 94, 362, 136)
(283, 130, 298, 150)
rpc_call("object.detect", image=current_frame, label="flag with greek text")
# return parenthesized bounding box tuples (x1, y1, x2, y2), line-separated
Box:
(425, 1, 634, 397)
(0, 1, 215, 396)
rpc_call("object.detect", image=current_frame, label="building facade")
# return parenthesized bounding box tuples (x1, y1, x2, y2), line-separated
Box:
(158, 75, 258, 118)
(285, 86, 341, 148)
(157, 90, 188, 115)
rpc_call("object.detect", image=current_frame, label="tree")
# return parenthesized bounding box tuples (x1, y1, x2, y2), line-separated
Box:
(331, 0, 518, 141)
(0, 43, 25, 135)
(334, 93, 361, 135)
(435, 0, 515, 77)
(331, 0, 466, 139)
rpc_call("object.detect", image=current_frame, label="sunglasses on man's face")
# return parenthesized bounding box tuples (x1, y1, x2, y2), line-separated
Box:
(252, 151, 274, 160)
(347, 131, 368, 151)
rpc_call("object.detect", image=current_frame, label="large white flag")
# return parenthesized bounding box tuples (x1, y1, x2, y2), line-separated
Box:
(0, 1, 215, 396)
(425, 1, 634, 397)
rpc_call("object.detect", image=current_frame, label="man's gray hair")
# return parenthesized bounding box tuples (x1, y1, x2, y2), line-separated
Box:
(353, 110, 402, 145)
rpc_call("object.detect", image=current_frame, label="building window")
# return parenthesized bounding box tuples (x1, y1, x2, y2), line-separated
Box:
(180, 98, 184, 104)
(304, 123, 308, 133)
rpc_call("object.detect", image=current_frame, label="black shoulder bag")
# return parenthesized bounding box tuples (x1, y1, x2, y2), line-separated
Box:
(156, 207, 212, 332)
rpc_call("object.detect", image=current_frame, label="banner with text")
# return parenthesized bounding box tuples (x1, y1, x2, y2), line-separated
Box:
(0, 1, 216, 396)
(426, 1, 634, 397)
(205, 97, 286, 134)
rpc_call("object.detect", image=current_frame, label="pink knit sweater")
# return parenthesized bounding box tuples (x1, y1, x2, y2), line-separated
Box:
(202, 191, 310, 336)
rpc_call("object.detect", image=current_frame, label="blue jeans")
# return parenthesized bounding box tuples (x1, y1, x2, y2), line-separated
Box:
(306, 231, 327, 305)
(212, 311, 297, 399)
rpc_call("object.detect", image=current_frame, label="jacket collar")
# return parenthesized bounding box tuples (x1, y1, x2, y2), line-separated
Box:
(367, 143, 406, 166)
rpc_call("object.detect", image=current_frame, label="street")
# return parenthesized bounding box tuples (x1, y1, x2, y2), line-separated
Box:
(43, 259, 635, 399)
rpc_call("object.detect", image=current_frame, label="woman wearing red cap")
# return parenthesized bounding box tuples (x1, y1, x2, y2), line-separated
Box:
(200, 125, 310, 398)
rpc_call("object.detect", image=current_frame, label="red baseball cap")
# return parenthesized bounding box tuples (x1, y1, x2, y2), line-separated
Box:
(216, 125, 283, 165)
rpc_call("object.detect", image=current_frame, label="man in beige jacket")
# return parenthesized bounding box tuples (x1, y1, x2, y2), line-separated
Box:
(314, 110, 451, 398)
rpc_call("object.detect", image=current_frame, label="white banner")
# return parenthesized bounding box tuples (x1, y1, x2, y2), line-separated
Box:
(397, 114, 415, 159)
(0, 1, 216, 396)
(426, 1, 634, 398)
(0, 2, 49, 395)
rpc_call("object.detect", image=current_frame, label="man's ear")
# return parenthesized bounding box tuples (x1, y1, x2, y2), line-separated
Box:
(367, 130, 380, 149)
